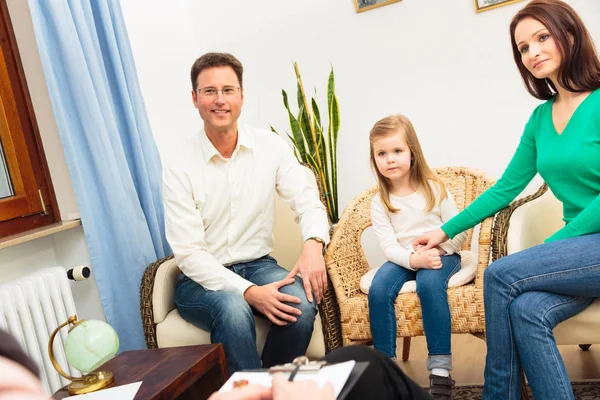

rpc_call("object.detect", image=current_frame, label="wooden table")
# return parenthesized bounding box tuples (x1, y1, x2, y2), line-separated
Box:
(53, 344, 229, 400)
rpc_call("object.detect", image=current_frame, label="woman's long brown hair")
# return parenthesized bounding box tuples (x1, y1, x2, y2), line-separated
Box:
(510, 0, 600, 100)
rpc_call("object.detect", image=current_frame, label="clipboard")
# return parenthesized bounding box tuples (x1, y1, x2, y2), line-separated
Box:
(267, 356, 369, 399)
(226, 359, 369, 400)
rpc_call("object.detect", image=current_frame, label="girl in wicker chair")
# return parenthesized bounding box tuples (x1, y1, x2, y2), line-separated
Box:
(414, 1, 600, 398)
(366, 114, 467, 400)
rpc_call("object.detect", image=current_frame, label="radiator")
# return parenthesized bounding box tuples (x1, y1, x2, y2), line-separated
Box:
(0, 267, 82, 395)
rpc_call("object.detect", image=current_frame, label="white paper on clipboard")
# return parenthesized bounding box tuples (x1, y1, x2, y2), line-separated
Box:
(219, 360, 356, 398)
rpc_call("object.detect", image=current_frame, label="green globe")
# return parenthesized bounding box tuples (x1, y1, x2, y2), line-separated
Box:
(64, 320, 119, 373)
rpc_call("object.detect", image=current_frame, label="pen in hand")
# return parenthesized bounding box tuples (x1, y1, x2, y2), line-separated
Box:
(288, 355, 309, 382)
(288, 363, 301, 382)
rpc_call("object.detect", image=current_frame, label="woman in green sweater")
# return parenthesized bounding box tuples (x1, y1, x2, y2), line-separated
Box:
(414, 0, 600, 399)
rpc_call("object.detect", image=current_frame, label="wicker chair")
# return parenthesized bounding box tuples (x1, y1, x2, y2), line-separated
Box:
(322, 167, 496, 358)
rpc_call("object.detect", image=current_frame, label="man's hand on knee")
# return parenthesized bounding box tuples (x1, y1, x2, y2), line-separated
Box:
(286, 240, 327, 304)
(243, 279, 302, 326)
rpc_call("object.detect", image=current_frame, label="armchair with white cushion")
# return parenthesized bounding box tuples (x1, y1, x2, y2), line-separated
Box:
(140, 166, 328, 358)
(491, 184, 600, 351)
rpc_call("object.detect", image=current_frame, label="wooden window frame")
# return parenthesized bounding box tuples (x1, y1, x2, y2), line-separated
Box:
(0, 0, 58, 238)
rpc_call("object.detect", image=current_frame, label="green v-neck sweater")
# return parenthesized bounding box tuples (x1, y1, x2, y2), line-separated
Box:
(443, 89, 600, 243)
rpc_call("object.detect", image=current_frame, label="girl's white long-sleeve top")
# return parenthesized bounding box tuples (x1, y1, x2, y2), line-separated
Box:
(370, 183, 467, 270)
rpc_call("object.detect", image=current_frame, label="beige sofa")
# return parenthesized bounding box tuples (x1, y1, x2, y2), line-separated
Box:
(140, 168, 326, 358)
(504, 185, 600, 346)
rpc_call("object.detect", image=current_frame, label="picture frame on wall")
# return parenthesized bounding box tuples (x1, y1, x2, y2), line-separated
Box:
(475, 0, 525, 13)
(354, 0, 401, 13)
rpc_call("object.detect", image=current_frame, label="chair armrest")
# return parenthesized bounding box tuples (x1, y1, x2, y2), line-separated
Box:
(140, 255, 176, 349)
(491, 184, 550, 261)
(474, 215, 495, 293)
(318, 277, 343, 353)
(152, 257, 181, 323)
(326, 187, 378, 303)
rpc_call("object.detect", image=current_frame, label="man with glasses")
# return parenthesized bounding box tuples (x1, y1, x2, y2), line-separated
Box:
(162, 53, 330, 373)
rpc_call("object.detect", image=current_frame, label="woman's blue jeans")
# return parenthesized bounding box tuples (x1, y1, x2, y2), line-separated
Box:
(175, 255, 317, 374)
(482, 233, 600, 400)
(368, 255, 461, 371)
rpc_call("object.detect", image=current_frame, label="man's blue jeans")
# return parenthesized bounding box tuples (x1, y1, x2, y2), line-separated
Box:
(482, 233, 600, 400)
(368, 254, 461, 371)
(175, 255, 317, 374)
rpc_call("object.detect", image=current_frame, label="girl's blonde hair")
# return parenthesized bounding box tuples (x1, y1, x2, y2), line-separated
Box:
(369, 114, 447, 213)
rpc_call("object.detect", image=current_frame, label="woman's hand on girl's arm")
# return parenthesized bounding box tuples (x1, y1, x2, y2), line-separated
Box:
(435, 247, 447, 256)
(413, 228, 449, 252)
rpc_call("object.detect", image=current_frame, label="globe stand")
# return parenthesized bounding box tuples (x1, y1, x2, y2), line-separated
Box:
(48, 316, 115, 395)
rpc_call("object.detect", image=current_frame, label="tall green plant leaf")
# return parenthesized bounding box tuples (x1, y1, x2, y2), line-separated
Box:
(297, 104, 315, 157)
(282, 89, 307, 163)
(287, 134, 302, 162)
(327, 67, 340, 221)
(315, 128, 327, 178)
(327, 69, 340, 138)
(311, 97, 336, 212)
(312, 98, 322, 131)
(311, 99, 327, 174)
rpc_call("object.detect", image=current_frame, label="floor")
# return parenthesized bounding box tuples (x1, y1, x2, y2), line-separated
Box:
(397, 335, 600, 387)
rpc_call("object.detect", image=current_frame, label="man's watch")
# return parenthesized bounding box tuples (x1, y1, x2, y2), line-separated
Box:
(306, 236, 327, 255)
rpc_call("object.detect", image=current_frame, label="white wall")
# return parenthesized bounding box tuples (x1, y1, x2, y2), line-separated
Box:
(121, 0, 600, 265)
(1, 1, 104, 321)
(122, 0, 600, 187)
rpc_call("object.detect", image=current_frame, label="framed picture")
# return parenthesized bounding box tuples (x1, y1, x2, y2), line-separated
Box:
(475, 0, 525, 13)
(354, 0, 401, 13)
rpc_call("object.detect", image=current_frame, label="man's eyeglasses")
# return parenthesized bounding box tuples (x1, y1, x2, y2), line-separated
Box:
(196, 86, 241, 97)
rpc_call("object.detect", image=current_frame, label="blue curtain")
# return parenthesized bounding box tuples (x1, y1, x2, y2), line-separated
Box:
(28, 0, 171, 351)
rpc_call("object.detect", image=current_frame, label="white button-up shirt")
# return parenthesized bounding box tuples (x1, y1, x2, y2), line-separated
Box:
(163, 126, 330, 295)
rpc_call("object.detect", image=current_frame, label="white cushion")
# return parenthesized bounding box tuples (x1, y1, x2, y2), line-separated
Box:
(359, 250, 477, 295)
(506, 188, 600, 346)
(156, 308, 325, 358)
(507, 189, 563, 254)
(152, 258, 180, 324)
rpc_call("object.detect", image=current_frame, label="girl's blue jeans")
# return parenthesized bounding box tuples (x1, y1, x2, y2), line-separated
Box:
(369, 254, 461, 371)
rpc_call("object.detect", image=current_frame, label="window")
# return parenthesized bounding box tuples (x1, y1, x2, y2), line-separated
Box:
(0, 0, 58, 238)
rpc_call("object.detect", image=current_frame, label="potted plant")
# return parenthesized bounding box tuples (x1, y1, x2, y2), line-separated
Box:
(271, 63, 340, 223)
